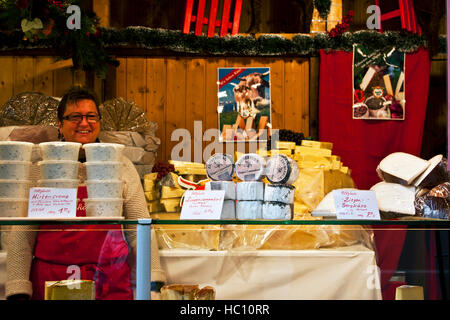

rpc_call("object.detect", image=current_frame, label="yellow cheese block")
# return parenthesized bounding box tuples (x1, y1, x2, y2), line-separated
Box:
(169, 160, 205, 168)
(45, 280, 95, 300)
(235, 151, 244, 162)
(301, 140, 333, 150)
(340, 166, 349, 174)
(296, 160, 330, 169)
(331, 155, 341, 162)
(145, 190, 161, 201)
(176, 167, 207, 175)
(256, 149, 270, 157)
(161, 186, 186, 199)
(395, 285, 424, 300)
(295, 154, 332, 164)
(295, 146, 332, 157)
(154, 224, 221, 250)
(147, 200, 163, 213)
(143, 172, 158, 181)
(150, 212, 181, 220)
(270, 149, 293, 156)
(160, 198, 182, 212)
(143, 179, 159, 192)
(275, 141, 296, 150)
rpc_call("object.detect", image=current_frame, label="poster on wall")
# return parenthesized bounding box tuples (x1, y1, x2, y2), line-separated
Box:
(352, 45, 405, 120)
(217, 67, 271, 142)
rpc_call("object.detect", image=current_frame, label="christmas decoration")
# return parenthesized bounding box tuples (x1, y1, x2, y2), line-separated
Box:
(327, 10, 353, 38)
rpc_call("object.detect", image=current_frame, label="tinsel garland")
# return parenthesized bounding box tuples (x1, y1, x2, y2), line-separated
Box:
(0, 27, 446, 57)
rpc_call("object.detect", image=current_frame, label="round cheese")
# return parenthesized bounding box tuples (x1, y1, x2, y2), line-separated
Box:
(265, 154, 299, 185)
(205, 181, 236, 200)
(236, 181, 264, 201)
(264, 184, 295, 204)
(262, 202, 292, 220)
(205, 153, 235, 181)
(236, 200, 263, 220)
(235, 153, 265, 181)
(221, 200, 236, 220)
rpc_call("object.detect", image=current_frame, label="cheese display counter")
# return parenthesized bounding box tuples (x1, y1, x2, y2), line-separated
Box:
(0, 218, 449, 300)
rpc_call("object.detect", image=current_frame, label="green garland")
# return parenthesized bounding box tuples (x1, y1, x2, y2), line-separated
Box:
(0, 27, 446, 71)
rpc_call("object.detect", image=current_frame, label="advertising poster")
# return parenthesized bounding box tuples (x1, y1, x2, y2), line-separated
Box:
(217, 67, 271, 142)
(353, 45, 405, 120)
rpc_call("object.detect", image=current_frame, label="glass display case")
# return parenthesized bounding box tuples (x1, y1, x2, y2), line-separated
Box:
(0, 218, 449, 300)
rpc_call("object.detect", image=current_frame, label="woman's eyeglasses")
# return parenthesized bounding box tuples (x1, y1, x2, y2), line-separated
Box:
(62, 113, 101, 123)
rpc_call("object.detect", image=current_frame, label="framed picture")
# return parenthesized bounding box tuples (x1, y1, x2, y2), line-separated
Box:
(217, 67, 271, 142)
(353, 45, 405, 120)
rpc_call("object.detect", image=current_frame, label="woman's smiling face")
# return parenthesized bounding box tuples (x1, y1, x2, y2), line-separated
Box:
(58, 99, 101, 144)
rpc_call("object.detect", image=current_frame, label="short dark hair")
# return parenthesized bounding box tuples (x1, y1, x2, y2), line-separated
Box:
(57, 87, 101, 122)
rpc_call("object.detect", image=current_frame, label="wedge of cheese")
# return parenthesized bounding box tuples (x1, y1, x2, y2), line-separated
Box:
(378, 152, 430, 185)
(275, 141, 296, 150)
(143, 179, 159, 192)
(161, 186, 186, 199)
(160, 198, 182, 212)
(147, 200, 163, 213)
(301, 140, 333, 150)
(295, 145, 332, 157)
(144, 190, 160, 201)
(370, 181, 415, 216)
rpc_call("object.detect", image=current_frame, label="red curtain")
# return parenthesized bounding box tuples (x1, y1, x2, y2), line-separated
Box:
(318, 48, 431, 299)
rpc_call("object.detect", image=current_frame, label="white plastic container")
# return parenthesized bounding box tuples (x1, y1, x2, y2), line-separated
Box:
(0, 180, 31, 198)
(38, 160, 79, 180)
(86, 180, 123, 198)
(0, 198, 28, 217)
(85, 161, 122, 180)
(0, 141, 34, 161)
(83, 143, 124, 162)
(39, 141, 81, 161)
(0, 160, 31, 180)
(38, 179, 79, 189)
(84, 198, 123, 217)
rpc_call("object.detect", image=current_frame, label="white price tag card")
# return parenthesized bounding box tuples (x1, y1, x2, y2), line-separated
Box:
(28, 187, 77, 218)
(180, 190, 225, 220)
(333, 189, 381, 220)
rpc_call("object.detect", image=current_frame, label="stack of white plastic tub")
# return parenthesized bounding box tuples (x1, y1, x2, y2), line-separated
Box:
(83, 143, 124, 217)
(0, 141, 34, 217)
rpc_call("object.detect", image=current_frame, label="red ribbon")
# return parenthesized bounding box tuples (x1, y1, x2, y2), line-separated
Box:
(354, 89, 365, 103)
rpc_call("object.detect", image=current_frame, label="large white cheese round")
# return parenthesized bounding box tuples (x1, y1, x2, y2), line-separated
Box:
(236, 200, 263, 220)
(236, 181, 264, 201)
(205, 181, 236, 200)
(205, 153, 235, 181)
(221, 200, 236, 219)
(262, 202, 292, 220)
(265, 154, 299, 185)
(264, 184, 295, 204)
(235, 153, 265, 181)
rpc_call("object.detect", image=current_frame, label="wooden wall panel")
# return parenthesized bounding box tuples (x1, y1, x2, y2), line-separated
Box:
(0, 57, 14, 107)
(13, 57, 34, 95)
(146, 58, 167, 164)
(126, 58, 147, 111)
(34, 57, 55, 97)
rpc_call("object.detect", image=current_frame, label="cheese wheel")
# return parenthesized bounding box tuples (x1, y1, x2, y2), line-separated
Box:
(205, 153, 235, 181)
(262, 202, 292, 220)
(264, 184, 295, 204)
(236, 200, 263, 220)
(221, 200, 236, 219)
(265, 154, 299, 185)
(235, 153, 265, 181)
(236, 181, 264, 201)
(205, 181, 236, 200)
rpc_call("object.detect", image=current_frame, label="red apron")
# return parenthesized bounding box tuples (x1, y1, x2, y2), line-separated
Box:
(30, 186, 133, 300)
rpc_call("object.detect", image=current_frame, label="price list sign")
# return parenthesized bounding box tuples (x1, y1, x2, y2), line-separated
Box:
(180, 190, 225, 220)
(333, 189, 381, 220)
(28, 187, 77, 218)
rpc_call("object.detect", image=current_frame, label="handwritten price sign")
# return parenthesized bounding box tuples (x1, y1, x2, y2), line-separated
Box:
(333, 189, 380, 220)
(28, 187, 77, 218)
(180, 190, 225, 220)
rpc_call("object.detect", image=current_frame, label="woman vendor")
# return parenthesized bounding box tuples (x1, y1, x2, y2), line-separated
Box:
(5, 87, 166, 300)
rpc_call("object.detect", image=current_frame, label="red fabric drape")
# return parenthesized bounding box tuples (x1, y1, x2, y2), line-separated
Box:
(318, 48, 431, 299)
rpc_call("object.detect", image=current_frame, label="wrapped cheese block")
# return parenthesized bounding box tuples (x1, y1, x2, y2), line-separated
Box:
(161, 284, 184, 300)
(370, 182, 415, 217)
(205, 153, 235, 181)
(236, 181, 264, 200)
(161, 284, 215, 300)
(221, 200, 236, 219)
(413, 155, 448, 188)
(265, 154, 299, 185)
(236, 200, 263, 219)
(154, 224, 221, 250)
(429, 182, 450, 198)
(44, 280, 95, 300)
(235, 153, 265, 181)
(378, 152, 430, 185)
(196, 286, 216, 300)
(264, 184, 295, 204)
(262, 201, 292, 220)
(205, 181, 236, 200)
(418, 196, 450, 220)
